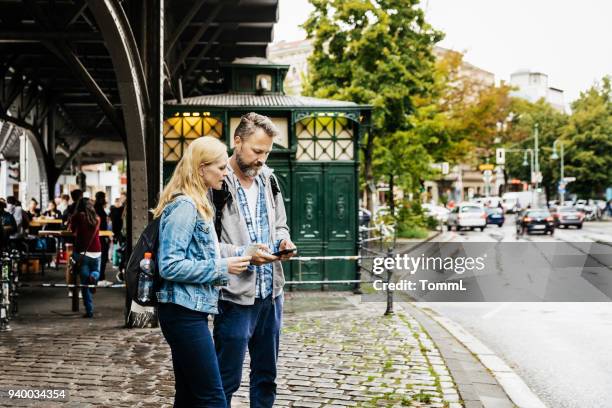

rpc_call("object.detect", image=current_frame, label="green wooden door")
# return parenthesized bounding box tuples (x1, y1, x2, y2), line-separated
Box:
(293, 162, 357, 289)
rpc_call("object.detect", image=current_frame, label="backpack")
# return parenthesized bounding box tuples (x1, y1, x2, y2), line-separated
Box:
(125, 217, 162, 307)
(125, 193, 183, 307)
(212, 174, 281, 238)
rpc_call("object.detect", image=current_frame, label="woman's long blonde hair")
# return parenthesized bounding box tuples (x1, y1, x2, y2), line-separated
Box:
(152, 136, 227, 220)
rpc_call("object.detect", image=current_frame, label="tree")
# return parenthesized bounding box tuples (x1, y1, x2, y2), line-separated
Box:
(302, 0, 443, 211)
(503, 98, 568, 202)
(410, 49, 515, 170)
(562, 77, 612, 198)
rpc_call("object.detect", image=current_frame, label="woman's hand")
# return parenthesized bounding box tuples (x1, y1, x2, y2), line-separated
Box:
(226, 256, 252, 275)
(248, 243, 279, 266)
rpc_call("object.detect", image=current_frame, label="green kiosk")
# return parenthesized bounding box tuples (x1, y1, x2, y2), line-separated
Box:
(164, 58, 371, 289)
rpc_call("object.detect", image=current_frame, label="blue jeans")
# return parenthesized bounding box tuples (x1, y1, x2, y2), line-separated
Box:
(73, 254, 100, 315)
(158, 302, 226, 408)
(214, 295, 283, 408)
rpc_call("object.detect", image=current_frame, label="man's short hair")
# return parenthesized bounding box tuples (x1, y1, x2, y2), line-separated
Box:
(70, 189, 83, 202)
(234, 112, 278, 140)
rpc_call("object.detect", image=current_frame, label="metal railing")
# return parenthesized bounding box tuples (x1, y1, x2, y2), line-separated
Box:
(5, 221, 403, 330)
(1, 249, 24, 332)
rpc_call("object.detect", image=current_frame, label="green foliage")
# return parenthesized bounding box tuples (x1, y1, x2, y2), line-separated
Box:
(503, 99, 568, 200)
(410, 49, 515, 167)
(303, 0, 444, 197)
(394, 200, 436, 238)
(503, 77, 612, 200)
(562, 77, 612, 197)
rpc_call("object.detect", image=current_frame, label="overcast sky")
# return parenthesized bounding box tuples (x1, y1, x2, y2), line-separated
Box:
(273, 0, 612, 104)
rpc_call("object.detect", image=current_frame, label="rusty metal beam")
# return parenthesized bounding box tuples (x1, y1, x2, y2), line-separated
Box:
(165, 0, 207, 58)
(171, 1, 224, 76)
(43, 41, 124, 137)
(183, 24, 226, 82)
(0, 31, 102, 42)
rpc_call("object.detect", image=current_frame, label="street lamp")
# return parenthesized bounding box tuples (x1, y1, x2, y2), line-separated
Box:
(522, 149, 534, 176)
(552, 139, 565, 202)
(533, 123, 540, 190)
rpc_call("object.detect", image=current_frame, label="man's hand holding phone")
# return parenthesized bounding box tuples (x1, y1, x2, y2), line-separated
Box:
(245, 243, 278, 266)
(275, 239, 297, 261)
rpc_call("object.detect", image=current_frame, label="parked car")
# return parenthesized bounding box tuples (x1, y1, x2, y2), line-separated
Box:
(501, 195, 518, 213)
(446, 203, 487, 232)
(552, 206, 584, 229)
(516, 209, 555, 235)
(485, 207, 505, 227)
(422, 203, 450, 224)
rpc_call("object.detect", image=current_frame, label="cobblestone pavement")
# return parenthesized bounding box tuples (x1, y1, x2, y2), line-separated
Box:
(0, 281, 462, 407)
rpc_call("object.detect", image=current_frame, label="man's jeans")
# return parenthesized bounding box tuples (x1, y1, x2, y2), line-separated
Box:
(73, 254, 100, 315)
(214, 295, 283, 407)
(159, 302, 227, 408)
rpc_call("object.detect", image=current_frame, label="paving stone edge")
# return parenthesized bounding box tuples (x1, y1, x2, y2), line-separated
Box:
(412, 303, 547, 408)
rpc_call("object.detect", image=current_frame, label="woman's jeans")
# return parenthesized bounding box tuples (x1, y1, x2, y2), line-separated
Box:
(73, 254, 100, 315)
(158, 302, 226, 408)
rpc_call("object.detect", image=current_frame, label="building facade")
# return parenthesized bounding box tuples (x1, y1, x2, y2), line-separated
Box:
(509, 70, 566, 113)
(268, 39, 313, 96)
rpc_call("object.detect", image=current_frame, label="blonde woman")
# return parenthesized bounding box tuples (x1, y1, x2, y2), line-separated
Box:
(152, 136, 251, 407)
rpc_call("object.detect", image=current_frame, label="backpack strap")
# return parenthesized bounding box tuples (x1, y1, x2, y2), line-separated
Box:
(212, 180, 232, 238)
(269, 174, 281, 199)
(211, 176, 279, 238)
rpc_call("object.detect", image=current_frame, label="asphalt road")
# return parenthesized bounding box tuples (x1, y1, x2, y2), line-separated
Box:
(424, 217, 612, 408)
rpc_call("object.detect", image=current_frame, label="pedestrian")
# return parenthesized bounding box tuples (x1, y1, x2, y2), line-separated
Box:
(57, 194, 70, 214)
(94, 191, 111, 286)
(41, 200, 62, 253)
(109, 197, 125, 273)
(69, 198, 101, 318)
(153, 136, 252, 407)
(26, 198, 41, 219)
(43, 200, 62, 220)
(62, 189, 83, 225)
(6, 196, 25, 238)
(0, 200, 17, 249)
(213, 112, 297, 407)
(110, 197, 124, 240)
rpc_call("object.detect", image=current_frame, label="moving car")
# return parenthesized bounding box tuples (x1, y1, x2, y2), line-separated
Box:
(485, 207, 505, 227)
(516, 209, 555, 235)
(553, 206, 584, 229)
(446, 203, 487, 232)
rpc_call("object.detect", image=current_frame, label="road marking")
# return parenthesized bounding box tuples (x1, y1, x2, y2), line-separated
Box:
(481, 302, 510, 319)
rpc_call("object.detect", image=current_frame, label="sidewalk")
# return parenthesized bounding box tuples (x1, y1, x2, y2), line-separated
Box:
(1, 266, 499, 407)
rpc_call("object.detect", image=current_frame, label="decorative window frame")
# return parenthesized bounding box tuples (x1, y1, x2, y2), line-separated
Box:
(162, 111, 224, 161)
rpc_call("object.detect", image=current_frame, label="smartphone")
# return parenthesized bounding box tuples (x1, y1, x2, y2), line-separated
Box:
(272, 248, 297, 257)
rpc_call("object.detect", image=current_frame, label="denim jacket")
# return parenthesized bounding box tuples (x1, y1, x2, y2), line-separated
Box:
(156, 195, 229, 314)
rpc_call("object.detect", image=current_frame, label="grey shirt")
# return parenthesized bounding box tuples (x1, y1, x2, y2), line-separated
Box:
(212, 164, 291, 305)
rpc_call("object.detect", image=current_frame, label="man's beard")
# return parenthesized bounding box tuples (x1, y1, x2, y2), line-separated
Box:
(236, 153, 263, 177)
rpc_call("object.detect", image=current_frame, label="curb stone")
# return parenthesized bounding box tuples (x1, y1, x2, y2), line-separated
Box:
(412, 303, 547, 408)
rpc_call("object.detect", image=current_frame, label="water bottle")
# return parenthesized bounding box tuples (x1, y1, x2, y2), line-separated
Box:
(137, 252, 154, 303)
